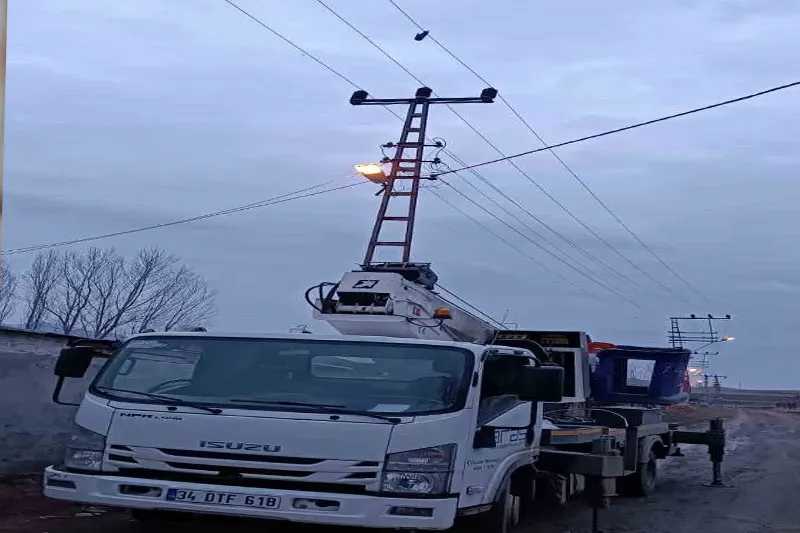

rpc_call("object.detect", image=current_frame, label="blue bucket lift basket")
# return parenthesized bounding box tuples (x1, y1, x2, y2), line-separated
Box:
(590, 345, 691, 405)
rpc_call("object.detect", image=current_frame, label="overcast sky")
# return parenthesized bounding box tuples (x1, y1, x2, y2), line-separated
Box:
(5, 0, 799, 388)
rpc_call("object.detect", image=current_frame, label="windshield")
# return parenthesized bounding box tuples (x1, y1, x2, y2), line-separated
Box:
(92, 336, 474, 415)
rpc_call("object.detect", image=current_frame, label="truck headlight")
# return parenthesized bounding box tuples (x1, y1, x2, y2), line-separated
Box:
(64, 425, 106, 471)
(380, 444, 456, 495)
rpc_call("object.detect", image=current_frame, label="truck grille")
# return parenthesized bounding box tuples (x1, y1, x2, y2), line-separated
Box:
(105, 445, 381, 494)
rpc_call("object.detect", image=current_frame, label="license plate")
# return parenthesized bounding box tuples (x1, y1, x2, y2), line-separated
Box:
(165, 488, 280, 509)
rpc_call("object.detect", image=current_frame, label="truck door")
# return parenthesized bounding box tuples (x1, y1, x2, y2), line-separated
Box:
(459, 355, 537, 508)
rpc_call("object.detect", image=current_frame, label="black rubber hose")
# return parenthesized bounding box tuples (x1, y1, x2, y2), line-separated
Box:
(304, 282, 339, 313)
(304, 284, 325, 312)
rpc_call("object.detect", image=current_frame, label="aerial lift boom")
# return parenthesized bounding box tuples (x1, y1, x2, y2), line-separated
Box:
(308, 86, 500, 344)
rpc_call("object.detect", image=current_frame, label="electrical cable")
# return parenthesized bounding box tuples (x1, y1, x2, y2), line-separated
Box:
(428, 147, 640, 291)
(435, 158, 643, 291)
(224, 0, 409, 128)
(432, 80, 800, 175)
(314, 0, 687, 304)
(434, 283, 506, 329)
(430, 186, 644, 323)
(224, 0, 363, 90)
(386, 0, 710, 303)
(223, 0, 786, 313)
(4, 180, 365, 255)
(426, 187, 600, 299)
(221, 0, 637, 310)
(430, 147, 635, 291)
(437, 179, 643, 309)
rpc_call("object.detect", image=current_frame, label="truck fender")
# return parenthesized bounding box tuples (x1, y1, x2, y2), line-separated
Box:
(485, 453, 536, 504)
(638, 435, 666, 462)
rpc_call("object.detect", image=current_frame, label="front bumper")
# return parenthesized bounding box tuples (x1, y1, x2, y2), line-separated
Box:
(43, 466, 458, 530)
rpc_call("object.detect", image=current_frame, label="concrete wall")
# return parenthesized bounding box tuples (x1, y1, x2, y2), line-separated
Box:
(0, 330, 99, 475)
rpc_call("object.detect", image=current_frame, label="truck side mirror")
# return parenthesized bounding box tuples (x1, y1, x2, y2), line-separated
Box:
(52, 344, 111, 406)
(515, 365, 564, 402)
(54, 347, 96, 378)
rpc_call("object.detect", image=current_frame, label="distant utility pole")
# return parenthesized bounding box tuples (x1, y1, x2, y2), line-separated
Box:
(712, 374, 727, 393)
(0, 0, 7, 271)
(670, 314, 733, 387)
(350, 86, 497, 266)
(668, 314, 732, 349)
(668, 314, 733, 369)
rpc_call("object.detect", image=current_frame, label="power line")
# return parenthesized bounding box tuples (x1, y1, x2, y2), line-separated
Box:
(431, 187, 642, 322)
(2, 2, 376, 256)
(222, 2, 602, 282)
(224, 0, 363, 89)
(435, 283, 505, 328)
(432, 80, 800, 175)
(437, 179, 642, 309)
(6, 2, 371, 257)
(221, 0, 640, 311)
(427, 187, 600, 300)
(313, 0, 688, 304)
(439, 172, 607, 287)
(445, 165, 617, 287)
(386, 0, 709, 302)
(432, 157, 647, 302)
(223, 0, 641, 309)
(434, 159, 650, 309)
(4, 180, 364, 255)
(438, 156, 644, 290)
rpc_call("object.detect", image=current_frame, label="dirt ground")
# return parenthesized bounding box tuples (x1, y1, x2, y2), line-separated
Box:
(2, 407, 799, 533)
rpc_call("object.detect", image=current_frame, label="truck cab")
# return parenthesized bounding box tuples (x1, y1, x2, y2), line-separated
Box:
(43, 331, 563, 531)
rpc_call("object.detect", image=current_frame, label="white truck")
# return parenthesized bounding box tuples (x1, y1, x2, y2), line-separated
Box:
(43, 330, 565, 532)
(42, 264, 726, 533)
(43, 83, 727, 530)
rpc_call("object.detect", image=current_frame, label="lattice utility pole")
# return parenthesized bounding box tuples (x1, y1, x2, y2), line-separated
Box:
(669, 314, 733, 377)
(668, 314, 732, 349)
(349, 86, 497, 266)
(711, 374, 727, 393)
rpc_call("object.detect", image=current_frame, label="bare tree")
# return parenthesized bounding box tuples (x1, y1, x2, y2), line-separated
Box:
(0, 263, 18, 324)
(22, 246, 215, 338)
(132, 264, 216, 333)
(23, 250, 59, 331)
(77, 247, 138, 338)
(45, 248, 113, 334)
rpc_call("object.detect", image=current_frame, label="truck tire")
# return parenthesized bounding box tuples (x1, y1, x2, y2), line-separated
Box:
(619, 450, 658, 497)
(471, 478, 521, 533)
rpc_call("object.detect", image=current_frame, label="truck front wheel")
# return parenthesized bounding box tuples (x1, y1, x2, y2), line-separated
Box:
(471, 478, 521, 533)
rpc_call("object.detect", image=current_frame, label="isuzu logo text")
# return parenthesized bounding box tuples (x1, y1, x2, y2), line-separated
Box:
(199, 441, 282, 453)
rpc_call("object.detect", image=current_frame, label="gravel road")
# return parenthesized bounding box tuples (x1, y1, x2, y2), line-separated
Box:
(3, 409, 799, 533)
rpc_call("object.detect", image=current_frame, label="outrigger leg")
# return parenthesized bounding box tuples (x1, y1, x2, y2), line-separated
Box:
(706, 418, 727, 487)
(672, 417, 727, 488)
(585, 436, 618, 533)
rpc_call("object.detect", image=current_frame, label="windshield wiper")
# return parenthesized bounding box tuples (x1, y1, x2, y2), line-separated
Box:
(228, 399, 401, 424)
(95, 386, 222, 414)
